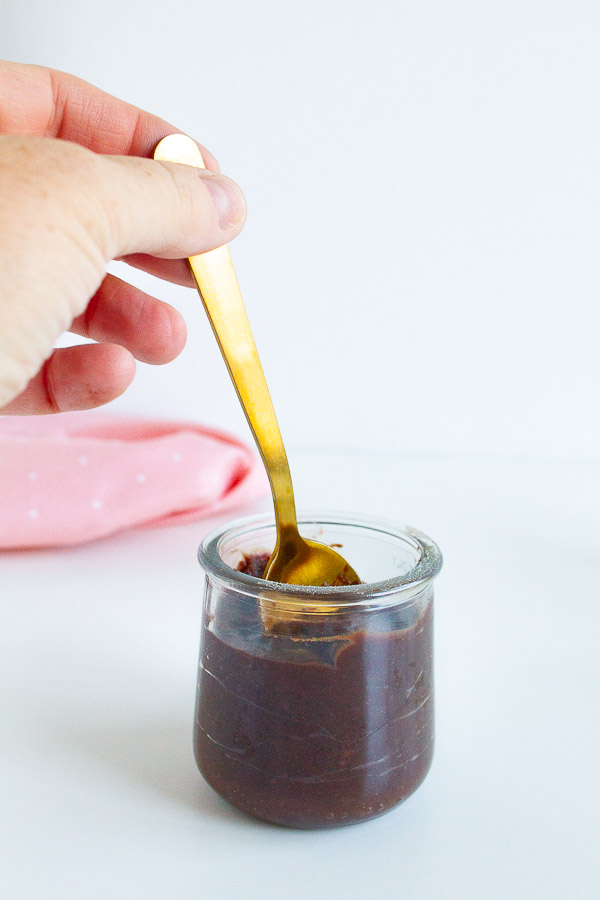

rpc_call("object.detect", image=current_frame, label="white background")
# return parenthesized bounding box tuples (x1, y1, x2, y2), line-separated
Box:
(1, 3, 599, 899)
(3, 0, 599, 460)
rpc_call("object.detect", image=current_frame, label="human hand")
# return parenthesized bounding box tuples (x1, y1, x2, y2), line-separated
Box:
(0, 61, 246, 414)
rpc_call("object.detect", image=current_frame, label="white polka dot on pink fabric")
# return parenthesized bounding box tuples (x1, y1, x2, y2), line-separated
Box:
(0, 413, 265, 550)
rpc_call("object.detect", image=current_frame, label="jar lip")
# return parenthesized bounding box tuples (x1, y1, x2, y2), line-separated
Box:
(198, 510, 443, 607)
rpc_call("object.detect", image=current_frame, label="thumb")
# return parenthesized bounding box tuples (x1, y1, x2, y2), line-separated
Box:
(98, 153, 247, 259)
(0, 136, 246, 409)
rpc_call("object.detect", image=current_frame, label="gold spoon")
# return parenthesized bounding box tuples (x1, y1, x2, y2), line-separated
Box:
(154, 134, 360, 587)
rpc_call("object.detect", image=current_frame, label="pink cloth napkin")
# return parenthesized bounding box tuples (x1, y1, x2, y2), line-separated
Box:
(0, 413, 268, 549)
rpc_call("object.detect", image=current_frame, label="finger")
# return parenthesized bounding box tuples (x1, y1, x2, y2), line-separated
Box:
(120, 254, 196, 287)
(70, 273, 187, 364)
(0, 60, 220, 169)
(98, 155, 246, 259)
(0, 344, 136, 415)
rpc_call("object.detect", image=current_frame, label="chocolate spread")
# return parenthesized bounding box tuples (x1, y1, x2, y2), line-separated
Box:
(194, 553, 433, 828)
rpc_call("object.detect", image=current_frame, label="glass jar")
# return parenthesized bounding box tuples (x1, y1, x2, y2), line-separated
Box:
(194, 512, 442, 828)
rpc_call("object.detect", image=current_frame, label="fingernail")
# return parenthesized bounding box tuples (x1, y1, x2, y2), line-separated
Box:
(202, 173, 246, 230)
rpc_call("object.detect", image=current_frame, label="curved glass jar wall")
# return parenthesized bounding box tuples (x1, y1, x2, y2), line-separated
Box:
(194, 512, 442, 828)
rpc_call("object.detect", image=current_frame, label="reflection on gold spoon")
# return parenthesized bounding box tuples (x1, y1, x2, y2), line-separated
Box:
(153, 135, 360, 587)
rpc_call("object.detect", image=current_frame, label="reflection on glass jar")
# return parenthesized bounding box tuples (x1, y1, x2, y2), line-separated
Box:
(194, 512, 442, 829)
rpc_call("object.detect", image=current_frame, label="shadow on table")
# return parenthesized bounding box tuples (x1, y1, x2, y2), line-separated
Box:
(59, 719, 252, 825)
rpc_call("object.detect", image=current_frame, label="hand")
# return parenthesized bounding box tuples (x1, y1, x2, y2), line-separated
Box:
(0, 61, 246, 414)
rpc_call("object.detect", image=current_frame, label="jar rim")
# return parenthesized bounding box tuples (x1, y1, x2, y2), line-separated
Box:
(198, 511, 443, 608)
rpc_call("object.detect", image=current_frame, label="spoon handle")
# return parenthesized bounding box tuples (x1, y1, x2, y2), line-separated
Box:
(189, 245, 297, 531)
(154, 135, 297, 534)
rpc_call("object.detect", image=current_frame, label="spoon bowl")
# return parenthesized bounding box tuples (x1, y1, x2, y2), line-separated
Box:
(264, 530, 360, 586)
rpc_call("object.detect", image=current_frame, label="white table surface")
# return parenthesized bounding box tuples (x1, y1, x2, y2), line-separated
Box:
(1, 448, 598, 900)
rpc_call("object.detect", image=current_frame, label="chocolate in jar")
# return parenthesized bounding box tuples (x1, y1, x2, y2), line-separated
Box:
(194, 553, 434, 828)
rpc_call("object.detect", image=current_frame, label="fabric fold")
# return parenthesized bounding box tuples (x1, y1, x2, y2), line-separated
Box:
(0, 412, 268, 549)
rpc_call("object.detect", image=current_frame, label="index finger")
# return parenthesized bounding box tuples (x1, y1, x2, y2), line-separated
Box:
(0, 60, 219, 169)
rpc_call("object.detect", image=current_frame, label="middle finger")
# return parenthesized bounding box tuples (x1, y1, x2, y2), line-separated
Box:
(70, 273, 187, 364)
